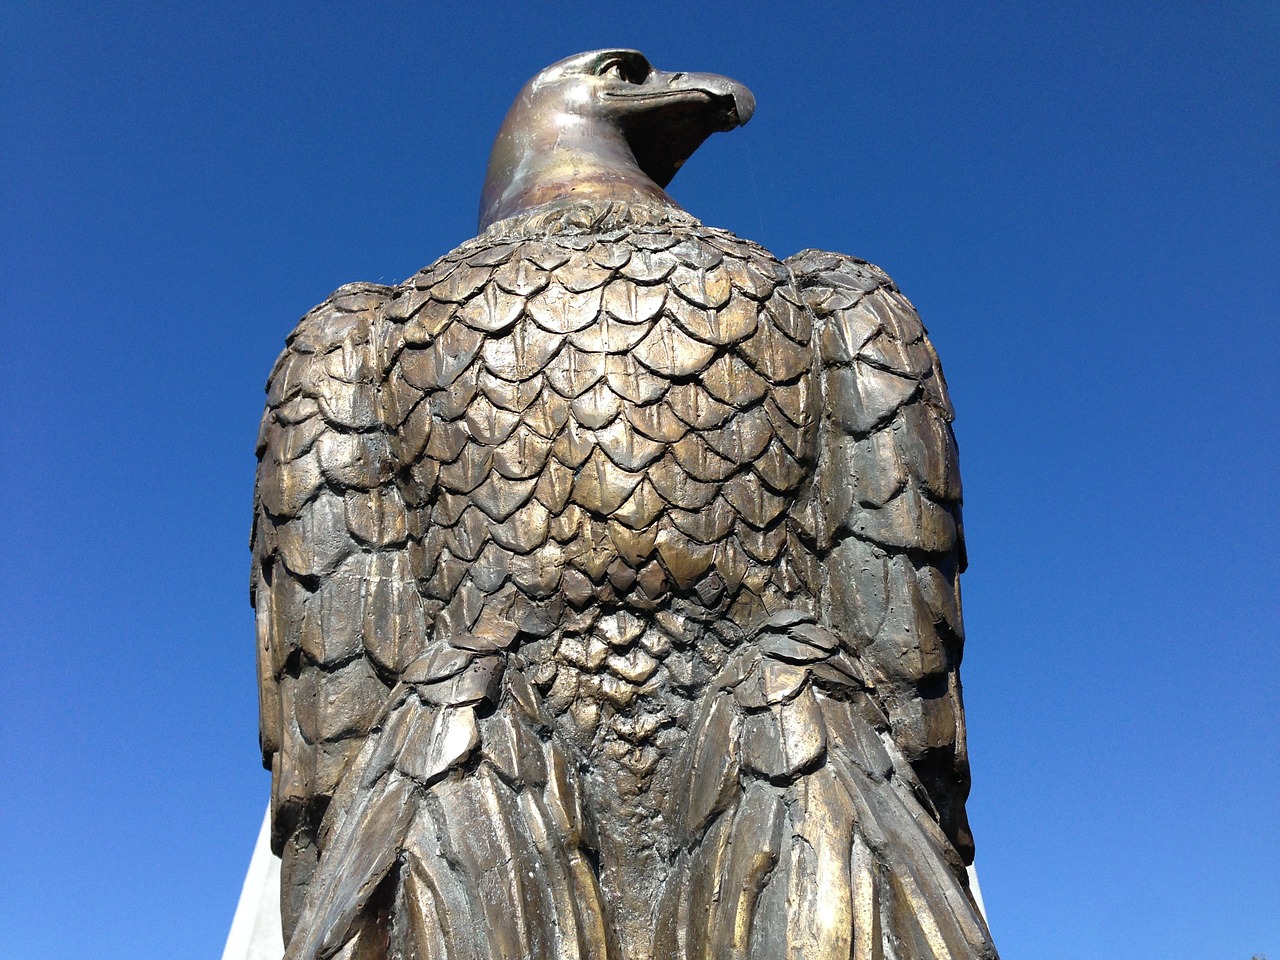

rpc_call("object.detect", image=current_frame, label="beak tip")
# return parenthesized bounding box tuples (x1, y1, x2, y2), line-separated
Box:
(734, 85, 756, 127)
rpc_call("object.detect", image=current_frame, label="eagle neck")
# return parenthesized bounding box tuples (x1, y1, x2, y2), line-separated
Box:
(479, 112, 682, 230)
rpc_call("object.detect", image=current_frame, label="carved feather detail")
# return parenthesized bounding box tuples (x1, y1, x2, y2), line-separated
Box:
(255, 207, 992, 958)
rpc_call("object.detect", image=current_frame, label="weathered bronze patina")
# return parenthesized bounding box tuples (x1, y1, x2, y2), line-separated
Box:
(252, 49, 999, 960)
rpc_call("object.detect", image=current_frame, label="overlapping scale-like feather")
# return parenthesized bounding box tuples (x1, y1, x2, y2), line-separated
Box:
(362, 213, 825, 950)
(381, 218, 820, 775)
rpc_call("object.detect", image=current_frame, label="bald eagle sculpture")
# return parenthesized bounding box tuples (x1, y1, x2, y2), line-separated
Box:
(252, 50, 999, 960)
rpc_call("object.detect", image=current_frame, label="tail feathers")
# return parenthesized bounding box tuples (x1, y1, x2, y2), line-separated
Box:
(284, 671, 610, 960)
(766, 766, 858, 959)
(661, 611, 998, 960)
(284, 690, 429, 960)
(704, 782, 786, 960)
(829, 747, 995, 958)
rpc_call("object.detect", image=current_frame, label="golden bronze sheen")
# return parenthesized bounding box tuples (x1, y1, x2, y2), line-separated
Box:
(252, 49, 999, 960)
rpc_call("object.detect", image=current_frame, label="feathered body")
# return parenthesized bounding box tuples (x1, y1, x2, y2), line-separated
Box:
(253, 50, 997, 960)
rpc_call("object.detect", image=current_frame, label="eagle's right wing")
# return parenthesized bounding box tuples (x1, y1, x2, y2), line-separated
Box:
(786, 249, 975, 863)
(651, 249, 996, 960)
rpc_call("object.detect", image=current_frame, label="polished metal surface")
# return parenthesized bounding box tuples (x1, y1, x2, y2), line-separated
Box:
(253, 50, 999, 960)
(479, 50, 753, 231)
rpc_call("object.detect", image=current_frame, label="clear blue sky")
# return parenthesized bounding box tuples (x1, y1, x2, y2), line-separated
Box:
(3, 2, 1277, 957)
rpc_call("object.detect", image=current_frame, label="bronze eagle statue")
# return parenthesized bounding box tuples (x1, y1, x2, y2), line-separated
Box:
(252, 49, 999, 960)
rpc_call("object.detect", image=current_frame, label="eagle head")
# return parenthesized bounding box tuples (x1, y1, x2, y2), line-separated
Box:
(479, 49, 755, 230)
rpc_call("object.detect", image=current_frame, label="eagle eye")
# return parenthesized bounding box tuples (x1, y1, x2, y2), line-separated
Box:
(597, 58, 644, 83)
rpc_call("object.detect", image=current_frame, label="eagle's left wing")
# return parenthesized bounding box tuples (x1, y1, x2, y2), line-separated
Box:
(250, 281, 425, 927)
(652, 250, 996, 960)
(254, 270, 611, 960)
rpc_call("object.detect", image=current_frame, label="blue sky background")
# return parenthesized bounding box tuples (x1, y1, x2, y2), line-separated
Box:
(3, 2, 1277, 956)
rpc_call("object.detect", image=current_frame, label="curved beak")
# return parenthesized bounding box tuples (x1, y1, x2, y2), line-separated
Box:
(612, 68, 756, 187)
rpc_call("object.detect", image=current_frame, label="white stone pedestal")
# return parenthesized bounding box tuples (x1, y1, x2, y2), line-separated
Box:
(222, 809, 284, 960)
